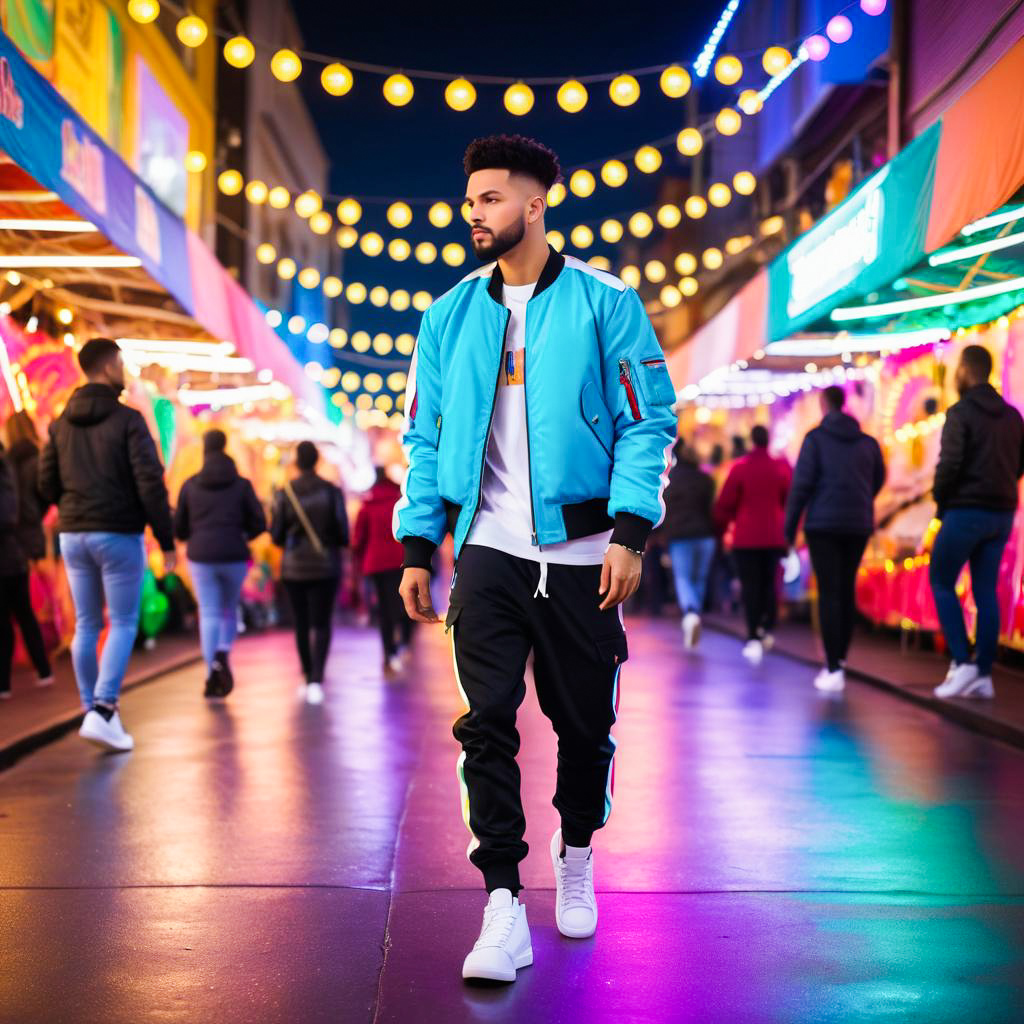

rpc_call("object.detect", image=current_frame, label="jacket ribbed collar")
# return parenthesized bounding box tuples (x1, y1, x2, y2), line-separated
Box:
(486, 245, 565, 303)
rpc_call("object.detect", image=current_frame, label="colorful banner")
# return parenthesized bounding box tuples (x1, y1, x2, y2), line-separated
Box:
(0, 27, 193, 313)
(767, 122, 941, 341)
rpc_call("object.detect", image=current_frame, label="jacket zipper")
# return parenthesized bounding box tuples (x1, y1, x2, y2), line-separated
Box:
(465, 308, 512, 543)
(522, 332, 539, 548)
(619, 358, 643, 421)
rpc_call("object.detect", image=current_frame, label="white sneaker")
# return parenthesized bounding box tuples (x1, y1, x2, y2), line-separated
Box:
(681, 612, 701, 649)
(387, 654, 404, 674)
(305, 682, 325, 705)
(760, 632, 775, 651)
(742, 639, 763, 665)
(35, 675, 55, 688)
(462, 888, 533, 983)
(934, 663, 993, 698)
(551, 829, 597, 938)
(79, 709, 134, 752)
(814, 667, 845, 693)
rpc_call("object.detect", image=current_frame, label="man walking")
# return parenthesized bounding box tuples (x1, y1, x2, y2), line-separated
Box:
(39, 338, 175, 751)
(785, 386, 885, 692)
(930, 344, 1024, 699)
(396, 135, 675, 983)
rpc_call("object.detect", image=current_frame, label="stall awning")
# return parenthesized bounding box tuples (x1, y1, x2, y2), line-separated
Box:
(0, 29, 319, 409)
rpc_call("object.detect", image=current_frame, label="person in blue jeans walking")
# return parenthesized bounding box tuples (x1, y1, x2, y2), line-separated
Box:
(39, 338, 175, 752)
(930, 344, 1024, 700)
(175, 429, 266, 699)
(660, 440, 716, 648)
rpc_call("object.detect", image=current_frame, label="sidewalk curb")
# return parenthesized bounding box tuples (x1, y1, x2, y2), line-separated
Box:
(0, 649, 203, 773)
(706, 621, 1024, 751)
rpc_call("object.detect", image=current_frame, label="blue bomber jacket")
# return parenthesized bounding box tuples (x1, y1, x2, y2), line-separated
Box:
(394, 246, 677, 569)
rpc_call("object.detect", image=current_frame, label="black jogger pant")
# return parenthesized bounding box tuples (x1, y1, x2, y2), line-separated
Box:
(733, 547, 785, 640)
(0, 572, 51, 692)
(371, 569, 410, 659)
(806, 532, 870, 672)
(446, 545, 628, 895)
(284, 576, 339, 684)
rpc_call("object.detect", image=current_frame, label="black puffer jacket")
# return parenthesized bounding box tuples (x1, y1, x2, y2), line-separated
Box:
(785, 411, 886, 542)
(7, 439, 46, 560)
(660, 455, 716, 541)
(0, 449, 28, 576)
(174, 452, 266, 564)
(38, 384, 174, 549)
(933, 384, 1024, 515)
(270, 471, 349, 581)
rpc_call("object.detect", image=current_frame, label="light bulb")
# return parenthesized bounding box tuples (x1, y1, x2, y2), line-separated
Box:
(557, 80, 588, 113)
(321, 63, 354, 96)
(271, 49, 302, 82)
(634, 146, 662, 173)
(383, 73, 414, 106)
(223, 36, 255, 68)
(504, 83, 534, 116)
(445, 77, 477, 111)
(660, 64, 691, 98)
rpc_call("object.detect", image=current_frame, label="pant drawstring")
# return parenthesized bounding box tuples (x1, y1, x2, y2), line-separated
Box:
(533, 560, 549, 599)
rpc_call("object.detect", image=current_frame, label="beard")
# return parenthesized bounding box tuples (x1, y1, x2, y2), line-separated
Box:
(471, 218, 526, 262)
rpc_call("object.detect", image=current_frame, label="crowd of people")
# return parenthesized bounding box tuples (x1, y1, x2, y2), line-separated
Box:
(660, 343, 1024, 700)
(0, 336, 410, 745)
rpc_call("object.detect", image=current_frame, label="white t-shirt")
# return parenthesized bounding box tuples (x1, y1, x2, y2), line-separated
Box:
(465, 282, 612, 565)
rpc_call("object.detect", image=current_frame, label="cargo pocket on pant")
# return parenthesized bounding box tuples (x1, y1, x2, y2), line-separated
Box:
(595, 633, 629, 666)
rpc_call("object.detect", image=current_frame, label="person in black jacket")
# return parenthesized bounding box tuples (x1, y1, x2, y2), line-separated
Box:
(39, 337, 175, 753)
(930, 345, 1024, 700)
(661, 440, 716, 648)
(6, 410, 48, 562)
(785, 386, 885, 693)
(175, 429, 266, 699)
(0, 439, 53, 698)
(270, 441, 348, 704)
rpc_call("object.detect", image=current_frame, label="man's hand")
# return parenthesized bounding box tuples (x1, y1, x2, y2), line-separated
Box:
(599, 544, 642, 611)
(399, 567, 440, 623)
(162, 550, 177, 574)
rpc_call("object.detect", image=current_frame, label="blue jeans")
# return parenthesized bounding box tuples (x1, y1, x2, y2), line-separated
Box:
(61, 532, 146, 708)
(188, 560, 249, 670)
(668, 537, 717, 614)
(929, 508, 1015, 675)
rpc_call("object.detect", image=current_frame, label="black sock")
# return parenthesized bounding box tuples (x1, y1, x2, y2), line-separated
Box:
(92, 701, 116, 721)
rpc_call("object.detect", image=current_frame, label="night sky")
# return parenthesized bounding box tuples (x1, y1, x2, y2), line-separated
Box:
(287, 0, 728, 312)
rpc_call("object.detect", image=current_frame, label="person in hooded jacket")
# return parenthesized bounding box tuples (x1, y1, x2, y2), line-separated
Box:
(785, 386, 885, 693)
(661, 439, 716, 648)
(930, 345, 1024, 700)
(175, 429, 266, 698)
(39, 338, 175, 753)
(270, 441, 349, 704)
(0, 412, 54, 697)
(352, 466, 410, 674)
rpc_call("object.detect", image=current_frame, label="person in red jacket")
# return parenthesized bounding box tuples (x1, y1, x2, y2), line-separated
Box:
(713, 425, 792, 664)
(352, 467, 411, 673)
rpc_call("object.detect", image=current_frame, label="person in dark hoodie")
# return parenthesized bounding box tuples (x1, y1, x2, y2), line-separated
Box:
(270, 441, 349, 705)
(660, 439, 716, 648)
(352, 466, 410, 674)
(175, 429, 266, 698)
(0, 411, 54, 696)
(930, 344, 1024, 700)
(785, 386, 886, 693)
(39, 337, 175, 752)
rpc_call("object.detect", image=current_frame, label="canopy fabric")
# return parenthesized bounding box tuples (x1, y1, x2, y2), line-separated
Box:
(0, 28, 320, 410)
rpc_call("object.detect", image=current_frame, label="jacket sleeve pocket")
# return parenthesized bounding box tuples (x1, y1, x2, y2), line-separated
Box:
(639, 358, 676, 407)
(595, 632, 629, 665)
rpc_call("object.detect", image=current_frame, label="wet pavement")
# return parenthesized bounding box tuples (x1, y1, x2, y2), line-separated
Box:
(1, 618, 1023, 1023)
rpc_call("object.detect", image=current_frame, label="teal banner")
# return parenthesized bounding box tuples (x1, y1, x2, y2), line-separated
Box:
(767, 122, 941, 341)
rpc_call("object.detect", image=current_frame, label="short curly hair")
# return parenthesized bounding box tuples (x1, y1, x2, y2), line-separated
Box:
(463, 135, 561, 190)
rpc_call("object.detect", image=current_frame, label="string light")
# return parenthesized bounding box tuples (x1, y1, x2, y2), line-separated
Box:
(429, 202, 453, 227)
(245, 180, 268, 204)
(383, 73, 414, 106)
(445, 78, 476, 111)
(323, 276, 343, 298)
(804, 34, 830, 61)
(660, 285, 682, 308)
(127, 0, 159, 24)
(715, 107, 742, 136)
(504, 83, 535, 116)
(644, 260, 667, 283)
(570, 170, 596, 198)
(415, 242, 437, 264)
(360, 232, 384, 257)
(294, 191, 322, 218)
(609, 74, 640, 106)
(346, 282, 368, 304)
(322, 63, 354, 96)
(621, 265, 642, 288)
(271, 49, 302, 82)
(391, 290, 411, 311)
(628, 212, 654, 238)
(336, 226, 359, 248)
(223, 36, 255, 68)
(601, 219, 624, 243)
(387, 201, 413, 228)
(677, 128, 703, 156)
(733, 171, 756, 195)
(600, 160, 628, 187)
(762, 46, 791, 75)
(185, 151, 207, 173)
(557, 80, 588, 113)
(276, 258, 297, 280)
(217, 170, 243, 196)
(694, 0, 742, 79)
(388, 238, 411, 261)
(634, 146, 662, 173)
(738, 89, 763, 114)
(571, 225, 594, 249)
(703, 247, 724, 270)
(547, 230, 565, 251)
(680, 276, 699, 296)
(656, 204, 682, 229)
(685, 196, 708, 219)
(256, 243, 276, 264)
(714, 55, 743, 85)
(442, 242, 466, 266)
(309, 211, 333, 235)
(708, 182, 732, 207)
(548, 183, 567, 207)
(660, 65, 691, 98)
(337, 198, 362, 225)
(826, 15, 853, 43)
(675, 253, 697, 275)
(268, 186, 290, 209)
(176, 15, 207, 47)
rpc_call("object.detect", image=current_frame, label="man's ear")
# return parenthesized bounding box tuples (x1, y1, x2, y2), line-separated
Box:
(527, 195, 545, 224)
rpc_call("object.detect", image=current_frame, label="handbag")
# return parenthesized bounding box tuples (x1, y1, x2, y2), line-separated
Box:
(283, 480, 326, 556)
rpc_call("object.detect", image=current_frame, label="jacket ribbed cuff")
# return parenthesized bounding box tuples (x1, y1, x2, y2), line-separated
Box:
(401, 536, 437, 571)
(610, 512, 654, 553)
